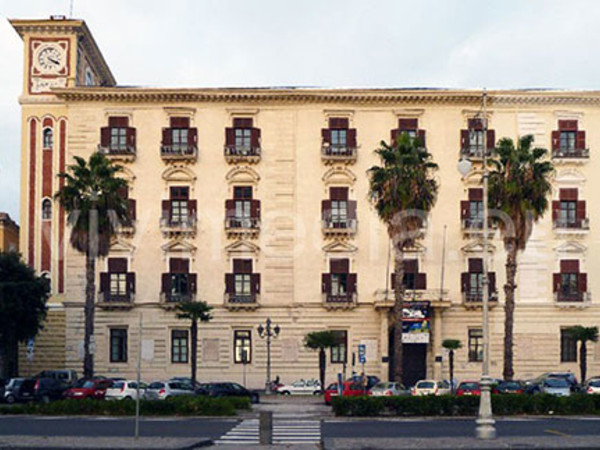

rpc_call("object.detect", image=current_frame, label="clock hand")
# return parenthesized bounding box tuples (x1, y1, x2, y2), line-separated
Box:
(48, 57, 60, 65)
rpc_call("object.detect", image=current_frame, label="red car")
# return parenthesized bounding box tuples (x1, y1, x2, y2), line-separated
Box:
(64, 379, 113, 400)
(324, 381, 367, 405)
(456, 381, 481, 396)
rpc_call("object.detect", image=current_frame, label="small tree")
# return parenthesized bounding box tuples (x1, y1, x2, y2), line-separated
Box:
(0, 252, 49, 377)
(175, 301, 213, 387)
(304, 331, 337, 392)
(566, 326, 599, 383)
(442, 339, 462, 393)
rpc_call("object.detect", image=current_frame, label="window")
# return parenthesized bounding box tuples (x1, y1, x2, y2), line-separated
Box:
(43, 128, 53, 150)
(170, 187, 189, 226)
(560, 273, 578, 296)
(330, 331, 347, 364)
(234, 330, 252, 364)
(331, 200, 348, 225)
(469, 130, 484, 153)
(560, 329, 577, 362)
(42, 199, 52, 220)
(560, 131, 576, 152)
(111, 127, 127, 151)
(330, 129, 347, 153)
(469, 273, 484, 297)
(234, 274, 252, 296)
(110, 329, 128, 363)
(468, 329, 483, 362)
(559, 201, 577, 226)
(85, 68, 94, 86)
(235, 128, 252, 150)
(233, 186, 253, 226)
(331, 273, 348, 295)
(110, 273, 127, 296)
(469, 201, 483, 227)
(172, 128, 189, 152)
(171, 330, 189, 364)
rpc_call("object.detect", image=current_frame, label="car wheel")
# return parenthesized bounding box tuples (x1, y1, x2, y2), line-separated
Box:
(251, 393, 260, 404)
(5, 395, 15, 405)
(41, 395, 50, 404)
(124, 396, 132, 401)
(281, 391, 291, 396)
(313, 390, 322, 395)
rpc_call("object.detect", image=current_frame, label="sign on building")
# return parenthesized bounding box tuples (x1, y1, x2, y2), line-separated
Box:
(402, 301, 430, 344)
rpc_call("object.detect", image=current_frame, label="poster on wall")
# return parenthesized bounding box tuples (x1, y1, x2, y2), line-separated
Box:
(402, 301, 430, 343)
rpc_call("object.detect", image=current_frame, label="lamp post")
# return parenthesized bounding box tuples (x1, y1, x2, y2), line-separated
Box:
(258, 318, 280, 394)
(457, 90, 496, 439)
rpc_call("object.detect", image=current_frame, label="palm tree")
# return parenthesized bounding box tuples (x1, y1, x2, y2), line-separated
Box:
(368, 133, 439, 382)
(55, 153, 130, 378)
(566, 326, 599, 383)
(176, 301, 213, 387)
(304, 330, 337, 392)
(488, 135, 553, 381)
(442, 339, 462, 393)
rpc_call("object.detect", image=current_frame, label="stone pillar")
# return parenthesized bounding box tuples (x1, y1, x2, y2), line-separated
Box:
(379, 310, 389, 380)
(432, 307, 443, 380)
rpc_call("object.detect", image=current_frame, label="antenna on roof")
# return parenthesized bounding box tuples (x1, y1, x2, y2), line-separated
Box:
(69, 0, 74, 18)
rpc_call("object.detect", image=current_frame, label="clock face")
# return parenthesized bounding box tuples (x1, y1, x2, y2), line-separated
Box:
(35, 44, 66, 75)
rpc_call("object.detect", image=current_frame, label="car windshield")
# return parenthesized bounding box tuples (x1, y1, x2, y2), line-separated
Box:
(545, 378, 569, 388)
(82, 381, 95, 389)
(112, 382, 124, 389)
(459, 382, 479, 390)
(417, 382, 435, 389)
(326, 384, 337, 391)
(499, 382, 521, 389)
(373, 382, 391, 390)
(589, 380, 600, 388)
(149, 382, 164, 389)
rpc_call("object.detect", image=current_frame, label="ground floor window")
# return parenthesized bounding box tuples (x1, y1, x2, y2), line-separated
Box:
(171, 329, 189, 363)
(468, 328, 483, 362)
(330, 330, 348, 364)
(110, 328, 128, 363)
(234, 330, 252, 364)
(560, 329, 577, 362)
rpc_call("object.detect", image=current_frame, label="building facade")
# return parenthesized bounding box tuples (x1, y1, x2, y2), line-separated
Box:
(11, 17, 600, 387)
(0, 213, 19, 253)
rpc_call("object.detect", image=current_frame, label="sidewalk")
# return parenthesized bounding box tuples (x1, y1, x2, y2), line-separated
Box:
(0, 436, 212, 450)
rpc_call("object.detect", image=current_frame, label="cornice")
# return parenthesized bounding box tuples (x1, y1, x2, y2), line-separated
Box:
(52, 87, 600, 106)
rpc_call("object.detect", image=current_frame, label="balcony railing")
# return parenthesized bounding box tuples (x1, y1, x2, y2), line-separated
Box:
(225, 217, 260, 238)
(460, 146, 491, 159)
(322, 292, 357, 309)
(97, 291, 135, 308)
(462, 291, 498, 305)
(553, 218, 589, 230)
(97, 144, 136, 161)
(160, 215, 197, 235)
(160, 292, 195, 304)
(555, 291, 590, 303)
(321, 144, 357, 164)
(224, 145, 261, 163)
(224, 292, 260, 310)
(461, 218, 496, 236)
(322, 218, 357, 237)
(552, 148, 589, 159)
(160, 144, 198, 161)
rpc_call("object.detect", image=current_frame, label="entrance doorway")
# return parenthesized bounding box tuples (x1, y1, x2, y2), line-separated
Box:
(388, 327, 427, 387)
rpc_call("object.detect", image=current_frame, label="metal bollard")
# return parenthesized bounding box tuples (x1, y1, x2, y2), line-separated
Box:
(259, 411, 273, 445)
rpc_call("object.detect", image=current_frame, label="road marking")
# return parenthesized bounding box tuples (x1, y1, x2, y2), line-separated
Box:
(215, 419, 321, 445)
(544, 429, 570, 437)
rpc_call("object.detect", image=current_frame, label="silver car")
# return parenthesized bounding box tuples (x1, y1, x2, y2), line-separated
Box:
(541, 378, 571, 396)
(145, 381, 195, 400)
(369, 382, 410, 397)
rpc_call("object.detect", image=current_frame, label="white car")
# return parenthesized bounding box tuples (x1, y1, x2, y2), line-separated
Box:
(145, 381, 195, 400)
(585, 379, 600, 394)
(105, 380, 148, 401)
(369, 382, 410, 397)
(412, 379, 452, 396)
(278, 379, 322, 395)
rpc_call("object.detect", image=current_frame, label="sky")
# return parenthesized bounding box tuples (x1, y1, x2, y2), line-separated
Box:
(2, 0, 600, 222)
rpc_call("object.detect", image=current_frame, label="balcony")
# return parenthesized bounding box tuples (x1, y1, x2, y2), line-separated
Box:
(224, 145, 261, 164)
(97, 291, 135, 309)
(160, 215, 197, 237)
(553, 218, 589, 236)
(225, 217, 260, 239)
(97, 144, 136, 162)
(322, 218, 357, 238)
(460, 146, 491, 160)
(554, 291, 591, 308)
(552, 147, 589, 164)
(160, 144, 198, 162)
(373, 288, 451, 309)
(322, 292, 357, 310)
(160, 292, 196, 309)
(462, 291, 498, 309)
(321, 144, 357, 164)
(224, 292, 260, 310)
(461, 218, 496, 238)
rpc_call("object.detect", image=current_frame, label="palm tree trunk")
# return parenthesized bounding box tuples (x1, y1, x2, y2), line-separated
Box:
(503, 243, 518, 381)
(392, 246, 405, 383)
(449, 350, 455, 394)
(319, 347, 326, 393)
(83, 250, 95, 379)
(191, 319, 198, 387)
(580, 340, 587, 384)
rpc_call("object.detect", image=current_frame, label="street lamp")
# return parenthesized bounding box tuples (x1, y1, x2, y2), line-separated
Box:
(258, 318, 280, 394)
(457, 90, 496, 440)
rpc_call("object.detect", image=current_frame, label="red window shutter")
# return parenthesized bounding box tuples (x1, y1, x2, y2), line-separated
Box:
(170, 117, 189, 128)
(417, 129, 426, 147)
(329, 118, 349, 129)
(391, 129, 399, 144)
(225, 273, 234, 294)
(161, 273, 171, 293)
(233, 259, 253, 274)
(322, 128, 331, 144)
(188, 273, 197, 294)
(322, 200, 331, 221)
(117, 186, 129, 199)
(390, 273, 396, 290)
(488, 272, 496, 293)
(109, 117, 129, 127)
(461, 273, 469, 292)
(126, 127, 136, 148)
(468, 188, 483, 201)
(552, 200, 560, 221)
(188, 200, 197, 217)
(108, 258, 127, 272)
(468, 118, 483, 130)
(170, 258, 189, 273)
(579, 273, 587, 293)
(225, 199, 236, 218)
(559, 120, 578, 131)
(551, 131, 560, 150)
(233, 118, 253, 128)
(250, 128, 261, 148)
(188, 128, 198, 147)
(560, 260, 579, 273)
(460, 200, 470, 220)
(559, 188, 578, 201)
(100, 127, 110, 147)
(576, 130, 586, 150)
(460, 130, 469, 150)
(99, 273, 109, 293)
(126, 272, 136, 294)
(553, 273, 561, 292)
(225, 128, 235, 146)
(347, 200, 357, 220)
(415, 273, 427, 290)
(162, 200, 171, 219)
(486, 130, 495, 150)
(404, 259, 418, 273)
(577, 201, 586, 221)
(330, 259, 349, 273)
(346, 129, 357, 147)
(162, 128, 172, 145)
(348, 273, 357, 293)
(252, 273, 261, 294)
(330, 187, 349, 200)
(322, 273, 331, 293)
(128, 199, 136, 221)
(250, 199, 260, 218)
(469, 258, 483, 273)
(398, 118, 418, 130)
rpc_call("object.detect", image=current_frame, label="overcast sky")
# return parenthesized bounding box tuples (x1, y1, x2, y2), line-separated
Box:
(1, 0, 600, 222)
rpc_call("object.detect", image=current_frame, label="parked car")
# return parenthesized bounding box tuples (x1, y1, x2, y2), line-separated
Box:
(584, 379, 600, 395)
(412, 380, 451, 396)
(145, 381, 195, 400)
(63, 379, 113, 400)
(368, 382, 410, 397)
(324, 381, 367, 405)
(169, 377, 202, 390)
(347, 375, 381, 391)
(493, 380, 525, 394)
(278, 379, 321, 396)
(199, 382, 260, 404)
(456, 381, 481, 396)
(105, 380, 147, 401)
(540, 377, 571, 396)
(35, 370, 78, 386)
(526, 372, 579, 394)
(31, 378, 69, 402)
(3, 378, 36, 404)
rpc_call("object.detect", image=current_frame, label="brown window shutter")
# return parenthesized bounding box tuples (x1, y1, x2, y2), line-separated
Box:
(188, 200, 197, 217)
(488, 272, 496, 293)
(322, 128, 331, 144)
(322, 273, 331, 293)
(225, 128, 235, 146)
(461, 273, 469, 292)
(100, 127, 110, 147)
(576, 130, 586, 150)
(188, 128, 198, 147)
(404, 259, 418, 273)
(391, 129, 399, 144)
(415, 273, 427, 290)
(468, 188, 483, 201)
(560, 260, 579, 273)
(251, 128, 261, 148)
(161, 273, 171, 293)
(559, 188, 578, 201)
(233, 118, 253, 128)
(330, 258, 349, 273)
(329, 118, 348, 129)
(347, 200, 357, 220)
(322, 200, 331, 221)
(188, 273, 197, 294)
(170, 117, 190, 128)
(348, 273, 357, 293)
(551, 130, 560, 150)
(225, 199, 236, 218)
(460, 200, 470, 220)
(109, 117, 129, 127)
(469, 258, 483, 273)
(252, 273, 261, 294)
(577, 201, 586, 221)
(468, 118, 483, 130)
(128, 199, 136, 221)
(225, 273, 234, 294)
(552, 200, 560, 221)
(108, 258, 127, 272)
(162, 200, 171, 219)
(553, 273, 561, 292)
(579, 273, 587, 293)
(250, 199, 260, 218)
(117, 186, 129, 199)
(170, 258, 190, 274)
(398, 118, 418, 130)
(330, 187, 349, 200)
(417, 129, 426, 147)
(559, 120, 578, 131)
(162, 128, 172, 145)
(460, 130, 469, 150)
(486, 130, 495, 150)
(346, 129, 357, 147)
(126, 127, 136, 148)
(99, 272, 109, 293)
(126, 272, 136, 293)
(233, 259, 253, 274)
(390, 273, 396, 290)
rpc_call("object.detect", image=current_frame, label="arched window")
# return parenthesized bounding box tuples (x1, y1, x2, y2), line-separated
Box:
(40, 271, 51, 293)
(42, 198, 52, 220)
(43, 128, 53, 150)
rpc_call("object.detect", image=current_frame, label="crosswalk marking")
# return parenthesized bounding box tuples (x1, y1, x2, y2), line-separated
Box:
(215, 419, 321, 445)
